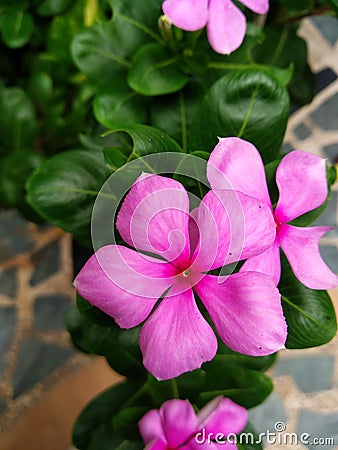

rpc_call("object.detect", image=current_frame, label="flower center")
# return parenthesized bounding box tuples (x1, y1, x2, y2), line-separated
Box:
(182, 269, 190, 278)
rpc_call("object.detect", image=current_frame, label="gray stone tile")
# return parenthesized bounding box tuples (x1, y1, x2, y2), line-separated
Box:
(0, 210, 34, 263)
(13, 337, 74, 398)
(282, 143, 294, 154)
(249, 392, 287, 437)
(319, 244, 338, 273)
(29, 240, 61, 286)
(0, 267, 18, 298)
(34, 294, 73, 331)
(323, 143, 338, 164)
(294, 123, 312, 140)
(0, 306, 17, 377)
(274, 355, 334, 393)
(310, 16, 338, 46)
(297, 410, 338, 449)
(310, 93, 338, 131)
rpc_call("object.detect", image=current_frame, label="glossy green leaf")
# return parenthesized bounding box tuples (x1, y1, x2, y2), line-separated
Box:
(1, 10, 34, 48)
(26, 148, 107, 244)
(216, 343, 277, 372)
(197, 356, 273, 409)
(279, 253, 337, 348)
(0, 87, 37, 151)
(93, 79, 148, 128)
(73, 380, 145, 450)
(190, 69, 289, 162)
(128, 43, 189, 96)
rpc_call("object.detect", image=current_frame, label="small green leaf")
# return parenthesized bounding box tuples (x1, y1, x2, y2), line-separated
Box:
(37, 0, 73, 16)
(197, 356, 273, 409)
(26, 148, 107, 244)
(128, 43, 189, 96)
(190, 69, 289, 162)
(1, 10, 34, 48)
(279, 253, 337, 349)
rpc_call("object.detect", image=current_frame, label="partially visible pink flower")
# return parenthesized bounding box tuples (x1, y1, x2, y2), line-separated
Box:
(207, 137, 338, 290)
(75, 173, 287, 380)
(162, 0, 269, 54)
(139, 397, 247, 449)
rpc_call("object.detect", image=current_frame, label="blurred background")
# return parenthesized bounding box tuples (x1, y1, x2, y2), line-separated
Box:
(0, 9, 337, 450)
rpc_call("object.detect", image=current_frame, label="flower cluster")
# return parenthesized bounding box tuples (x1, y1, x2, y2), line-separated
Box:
(75, 137, 337, 381)
(139, 396, 247, 449)
(162, 0, 269, 54)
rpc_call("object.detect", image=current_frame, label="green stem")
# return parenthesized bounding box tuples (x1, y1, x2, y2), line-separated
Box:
(179, 92, 188, 152)
(237, 85, 259, 138)
(115, 13, 164, 45)
(171, 379, 179, 399)
(271, 26, 289, 65)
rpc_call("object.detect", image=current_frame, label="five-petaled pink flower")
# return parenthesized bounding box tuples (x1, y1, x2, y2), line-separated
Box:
(75, 173, 287, 380)
(162, 0, 269, 54)
(139, 396, 247, 449)
(207, 137, 338, 290)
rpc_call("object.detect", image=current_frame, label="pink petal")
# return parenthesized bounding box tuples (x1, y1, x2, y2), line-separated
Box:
(117, 173, 191, 267)
(207, 0, 246, 55)
(192, 190, 275, 271)
(139, 410, 166, 445)
(139, 289, 217, 380)
(239, 0, 269, 14)
(162, 0, 209, 31)
(274, 151, 328, 223)
(144, 439, 168, 450)
(198, 397, 248, 436)
(160, 400, 198, 448)
(240, 241, 281, 285)
(195, 273, 287, 355)
(278, 224, 338, 289)
(207, 138, 271, 205)
(74, 245, 175, 328)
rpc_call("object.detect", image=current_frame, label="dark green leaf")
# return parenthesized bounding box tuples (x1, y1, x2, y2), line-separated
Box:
(197, 356, 273, 409)
(238, 422, 263, 450)
(37, 0, 73, 16)
(190, 69, 289, 162)
(93, 78, 148, 128)
(26, 148, 107, 244)
(112, 406, 149, 440)
(0, 87, 37, 151)
(1, 10, 34, 48)
(216, 343, 277, 372)
(128, 43, 189, 96)
(73, 380, 144, 450)
(87, 425, 143, 450)
(279, 252, 337, 348)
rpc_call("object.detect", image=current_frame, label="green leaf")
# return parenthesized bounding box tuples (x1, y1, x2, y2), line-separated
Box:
(73, 380, 144, 450)
(0, 87, 37, 151)
(279, 253, 337, 349)
(1, 10, 34, 48)
(87, 425, 143, 450)
(37, 0, 73, 16)
(253, 26, 316, 106)
(0, 150, 45, 208)
(93, 78, 148, 128)
(112, 406, 148, 440)
(27, 72, 53, 112)
(190, 69, 290, 162)
(197, 356, 273, 409)
(26, 148, 107, 244)
(216, 343, 277, 372)
(128, 43, 189, 96)
(238, 422, 263, 450)
(66, 300, 146, 379)
(71, 25, 131, 86)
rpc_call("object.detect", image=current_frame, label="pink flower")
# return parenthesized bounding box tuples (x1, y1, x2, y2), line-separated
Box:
(75, 173, 287, 380)
(207, 137, 338, 290)
(139, 396, 247, 449)
(162, 0, 269, 54)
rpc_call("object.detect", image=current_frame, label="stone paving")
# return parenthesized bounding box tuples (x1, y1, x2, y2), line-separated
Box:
(0, 15, 337, 449)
